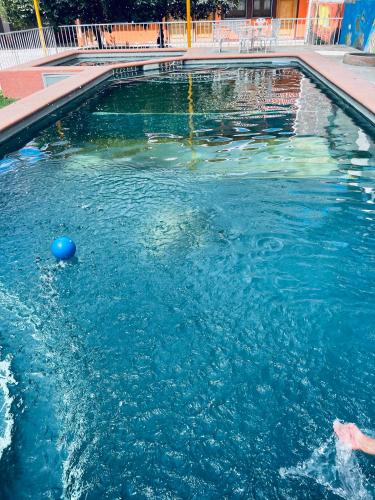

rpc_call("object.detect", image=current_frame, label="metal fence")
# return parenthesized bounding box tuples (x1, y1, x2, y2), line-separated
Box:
(57, 22, 183, 50)
(0, 18, 343, 71)
(57, 18, 343, 51)
(0, 27, 58, 69)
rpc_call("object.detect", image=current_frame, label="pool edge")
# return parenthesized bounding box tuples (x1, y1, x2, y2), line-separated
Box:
(0, 51, 374, 146)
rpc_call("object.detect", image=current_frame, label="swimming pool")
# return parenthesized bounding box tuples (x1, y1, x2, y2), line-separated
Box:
(0, 64, 375, 499)
(42, 51, 184, 66)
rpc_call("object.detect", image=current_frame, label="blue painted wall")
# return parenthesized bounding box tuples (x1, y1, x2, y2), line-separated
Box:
(339, 0, 375, 52)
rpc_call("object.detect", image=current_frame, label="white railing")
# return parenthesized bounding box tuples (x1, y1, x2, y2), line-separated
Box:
(57, 22, 186, 50)
(0, 27, 58, 69)
(0, 18, 343, 71)
(56, 18, 343, 51)
(216, 17, 343, 50)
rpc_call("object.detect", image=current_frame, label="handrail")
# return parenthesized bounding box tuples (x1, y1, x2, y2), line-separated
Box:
(59, 17, 344, 28)
(56, 18, 343, 51)
(0, 17, 344, 71)
(0, 26, 58, 70)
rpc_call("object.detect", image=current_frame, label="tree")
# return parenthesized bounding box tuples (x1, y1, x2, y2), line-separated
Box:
(4, 0, 35, 29)
(4, 0, 107, 28)
(42, 0, 109, 26)
(130, 0, 239, 47)
(4, 0, 238, 29)
(0, 0, 7, 20)
(133, 1, 239, 22)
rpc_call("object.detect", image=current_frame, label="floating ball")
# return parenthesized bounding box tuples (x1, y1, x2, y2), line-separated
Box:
(51, 236, 76, 260)
(19, 147, 43, 158)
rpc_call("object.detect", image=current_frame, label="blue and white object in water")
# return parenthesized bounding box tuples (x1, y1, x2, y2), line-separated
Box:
(19, 147, 44, 160)
(51, 236, 76, 260)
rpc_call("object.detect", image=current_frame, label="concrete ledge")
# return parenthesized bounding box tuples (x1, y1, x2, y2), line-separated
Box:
(343, 52, 375, 67)
(0, 50, 373, 146)
(7, 47, 187, 69)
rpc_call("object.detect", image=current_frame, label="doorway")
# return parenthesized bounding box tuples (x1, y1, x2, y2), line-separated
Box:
(276, 0, 298, 18)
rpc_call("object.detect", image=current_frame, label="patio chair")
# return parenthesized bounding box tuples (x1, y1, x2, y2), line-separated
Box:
(255, 17, 267, 26)
(239, 19, 268, 53)
(244, 18, 280, 53)
(216, 20, 247, 52)
(239, 26, 258, 53)
(216, 26, 239, 52)
(264, 19, 281, 52)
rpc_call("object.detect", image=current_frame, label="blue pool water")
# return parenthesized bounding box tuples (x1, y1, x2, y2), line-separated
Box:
(0, 65, 375, 499)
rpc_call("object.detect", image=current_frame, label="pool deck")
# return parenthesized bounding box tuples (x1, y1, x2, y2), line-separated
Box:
(224, 44, 375, 86)
(0, 46, 374, 145)
(277, 45, 375, 86)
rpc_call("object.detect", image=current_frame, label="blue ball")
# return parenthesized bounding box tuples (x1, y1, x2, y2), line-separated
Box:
(51, 236, 76, 260)
(19, 147, 43, 158)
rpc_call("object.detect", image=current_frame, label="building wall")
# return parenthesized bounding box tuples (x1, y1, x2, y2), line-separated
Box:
(297, 0, 309, 18)
(276, 0, 298, 18)
(339, 0, 375, 52)
(226, 0, 309, 19)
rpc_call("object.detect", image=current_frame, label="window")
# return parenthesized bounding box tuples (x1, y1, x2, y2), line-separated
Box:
(226, 0, 247, 18)
(253, 0, 272, 17)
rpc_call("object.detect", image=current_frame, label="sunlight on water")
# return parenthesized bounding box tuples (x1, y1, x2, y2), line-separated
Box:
(0, 356, 15, 461)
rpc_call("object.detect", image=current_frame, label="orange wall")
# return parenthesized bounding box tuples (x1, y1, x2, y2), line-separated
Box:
(297, 0, 309, 18)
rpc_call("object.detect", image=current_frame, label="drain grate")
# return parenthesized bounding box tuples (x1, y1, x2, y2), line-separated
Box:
(112, 66, 143, 79)
(159, 60, 183, 72)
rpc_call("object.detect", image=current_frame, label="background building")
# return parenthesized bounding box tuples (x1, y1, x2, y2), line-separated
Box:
(339, 0, 375, 52)
(225, 0, 344, 19)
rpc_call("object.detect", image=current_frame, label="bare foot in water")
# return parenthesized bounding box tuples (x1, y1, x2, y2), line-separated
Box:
(334, 421, 375, 455)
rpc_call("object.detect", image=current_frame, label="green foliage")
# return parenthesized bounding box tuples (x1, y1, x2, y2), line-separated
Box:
(3, 0, 238, 28)
(130, 1, 239, 22)
(41, 0, 110, 26)
(0, 92, 16, 108)
(4, 0, 35, 29)
(0, 0, 7, 20)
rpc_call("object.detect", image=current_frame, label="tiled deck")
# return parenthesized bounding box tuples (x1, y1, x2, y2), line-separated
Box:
(277, 45, 375, 86)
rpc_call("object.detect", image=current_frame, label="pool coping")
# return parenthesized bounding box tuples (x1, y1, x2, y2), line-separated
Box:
(19, 48, 187, 69)
(0, 50, 374, 145)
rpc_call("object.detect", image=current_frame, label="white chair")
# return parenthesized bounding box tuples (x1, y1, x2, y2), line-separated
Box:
(252, 18, 268, 52)
(239, 19, 268, 53)
(217, 20, 247, 52)
(239, 26, 257, 53)
(253, 18, 281, 52)
(265, 19, 281, 52)
(255, 17, 267, 27)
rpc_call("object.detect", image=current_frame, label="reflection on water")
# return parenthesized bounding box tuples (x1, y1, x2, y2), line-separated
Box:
(0, 66, 375, 499)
